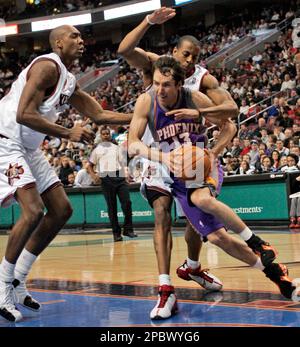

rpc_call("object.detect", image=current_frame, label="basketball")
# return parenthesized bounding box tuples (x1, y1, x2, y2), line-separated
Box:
(174, 145, 211, 181)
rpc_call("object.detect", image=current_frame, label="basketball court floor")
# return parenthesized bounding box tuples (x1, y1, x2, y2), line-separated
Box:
(0, 228, 300, 327)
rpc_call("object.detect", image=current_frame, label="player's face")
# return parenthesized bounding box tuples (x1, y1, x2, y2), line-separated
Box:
(172, 40, 200, 76)
(153, 69, 181, 108)
(62, 28, 84, 59)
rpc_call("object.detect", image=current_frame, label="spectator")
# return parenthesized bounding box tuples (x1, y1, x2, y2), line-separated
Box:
(59, 156, 74, 186)
(280, 153, 300, 172)
(279, 155, 288, 170)
(66, 173, 75, 187)
(88, 126, 137, 242)
(281, 73, 296, 91)
(74, 159, 95, 187)
(240, 137, 251, 156)
(236, 160, 252, 175)
(248, 139, 260, 166)
(271, 150, 281, 170)
(275, 139, 290, 156)
(230, 137, 243, 157)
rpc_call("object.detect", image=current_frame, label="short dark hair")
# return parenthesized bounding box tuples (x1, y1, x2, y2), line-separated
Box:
(176, 35, 200, 49)
(153, 56, 185, 85)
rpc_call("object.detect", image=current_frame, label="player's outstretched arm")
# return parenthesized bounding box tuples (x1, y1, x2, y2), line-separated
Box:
(117, 7, 175, 70)
(69, 85, 132, 125)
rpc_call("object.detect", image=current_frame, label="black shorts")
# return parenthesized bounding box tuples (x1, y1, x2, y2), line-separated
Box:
(144, 185, 172, 208)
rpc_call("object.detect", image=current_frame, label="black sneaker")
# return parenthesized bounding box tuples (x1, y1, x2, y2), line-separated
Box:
(113, 234, 123, 242)
(123, 231, 137, 238)
(263, 263, 296, 299)
(246, 234, 277, 267)
(12, 279, 41, 311)
(0, 281, 22, 322)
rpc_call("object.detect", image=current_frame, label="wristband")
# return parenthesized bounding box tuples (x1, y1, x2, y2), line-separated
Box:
(146, 15, 155, 25)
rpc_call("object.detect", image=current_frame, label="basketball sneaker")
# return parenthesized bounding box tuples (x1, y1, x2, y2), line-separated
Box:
(12, 279, 41, 311)
(246, 234, 277, 267)
(263, 263, 295, 299)
(0, 280, 22, 322)
(150, 285, 178, 320)
(176, 260, 223, 291)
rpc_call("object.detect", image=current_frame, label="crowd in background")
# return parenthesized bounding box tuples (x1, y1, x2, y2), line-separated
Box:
(0, 0, 299, 187)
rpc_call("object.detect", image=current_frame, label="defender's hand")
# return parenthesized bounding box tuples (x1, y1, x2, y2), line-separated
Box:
(147, 7, 176, 25)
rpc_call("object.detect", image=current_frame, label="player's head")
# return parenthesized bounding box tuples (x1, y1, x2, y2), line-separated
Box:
(49, 25, 84, 61)
(152, 56, 185, 107)
(172, 35, 200, 75)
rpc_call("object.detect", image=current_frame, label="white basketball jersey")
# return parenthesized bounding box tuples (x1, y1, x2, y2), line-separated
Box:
(184, 64, 208, 92)
(0, 53, 76, 150)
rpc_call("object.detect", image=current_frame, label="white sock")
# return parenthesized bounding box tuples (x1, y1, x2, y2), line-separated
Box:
(252, 257, 265, 271)
(239, 227, 253, 241)
(187, 257, 200, 269)
(14, 249, 37, 282)
(0, 257, 15, 283)
(159, 274, 171, 286)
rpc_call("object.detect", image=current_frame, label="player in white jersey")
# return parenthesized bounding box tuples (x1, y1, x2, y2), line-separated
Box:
(118, 8, 279, 319)
(0, 25, 132, 323)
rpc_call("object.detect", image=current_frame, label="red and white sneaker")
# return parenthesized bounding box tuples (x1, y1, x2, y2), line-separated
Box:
(150, 285, 178, 320)
(177, 260, 223, 291)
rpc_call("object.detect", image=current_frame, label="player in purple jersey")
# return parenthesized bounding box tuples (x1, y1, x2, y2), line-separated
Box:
(128, 56, 295, 319)
(117, 7, 262, 310)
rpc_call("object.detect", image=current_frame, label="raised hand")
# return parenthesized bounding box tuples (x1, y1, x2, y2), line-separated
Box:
(147, 7, 176, 25)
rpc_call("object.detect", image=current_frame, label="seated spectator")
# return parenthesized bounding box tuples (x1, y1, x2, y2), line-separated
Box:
(255, 155, 274, 173)
(248, 139, 260, 166)
(239, 99, 249, 120)
(240, 137, 251, 155)
(74, 159, 95, 187)
(252, 50, 263, 65)
(258, 127, 269, 144)
(238, 124, 251, 140)
(271, 150, 281, 170)
(267, 98, 280, 118)
(290, 146, 300, 164)
(275, 139, 290, 156)
(235, 160, 253, 175)
(277, 112, 294, 128)
(281, 73, 296, 91)
(278, 155, 288, 170)
(230, 137, 243, 157)
(66, 172, 76, 187)
(59, 156, 74, 186)
(280, 153, 300, 172)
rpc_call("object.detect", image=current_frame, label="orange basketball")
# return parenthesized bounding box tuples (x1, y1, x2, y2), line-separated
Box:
(175, 145, 211, 181)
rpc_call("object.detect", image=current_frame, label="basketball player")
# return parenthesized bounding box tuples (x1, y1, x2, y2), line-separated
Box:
(128, 56, 295, 319)
(118, 7, 278, 317)
(0, 25, 132, 322)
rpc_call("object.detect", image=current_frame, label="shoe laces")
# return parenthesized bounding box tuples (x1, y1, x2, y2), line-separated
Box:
(0, 282, 16, 311)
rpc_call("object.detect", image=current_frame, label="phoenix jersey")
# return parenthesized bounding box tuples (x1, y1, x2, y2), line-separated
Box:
(141, 64, 208, 145)
(0, 52, 76, 150)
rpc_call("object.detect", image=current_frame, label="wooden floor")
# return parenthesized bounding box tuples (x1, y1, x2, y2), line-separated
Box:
(0, 228, 300, 327)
